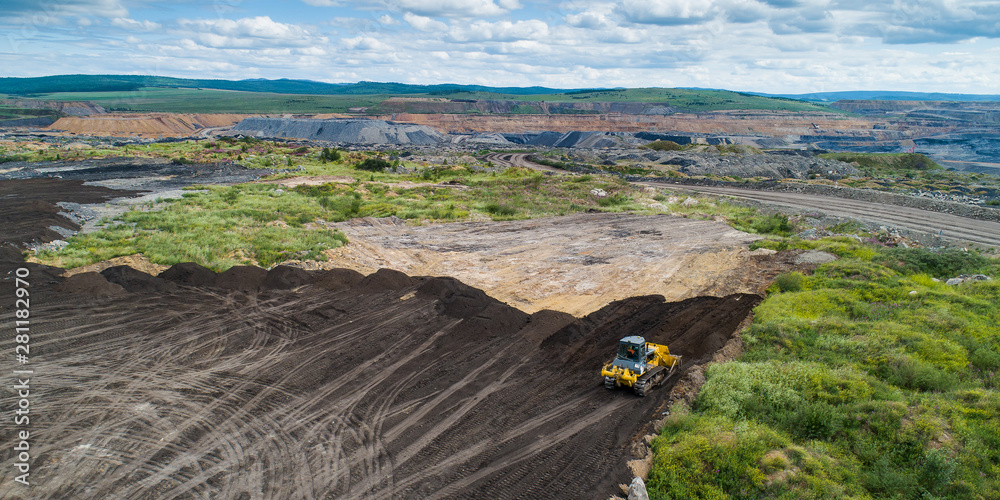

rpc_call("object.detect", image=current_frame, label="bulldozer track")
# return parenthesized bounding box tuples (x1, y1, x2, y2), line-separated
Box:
(1, 274, 759, 499)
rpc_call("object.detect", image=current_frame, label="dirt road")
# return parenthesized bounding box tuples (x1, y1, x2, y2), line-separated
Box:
(665, 184, 1000, 248)
(0, 265, 759, 499)
(494, 153, 1000, 248)
(482, 152, 563, 174)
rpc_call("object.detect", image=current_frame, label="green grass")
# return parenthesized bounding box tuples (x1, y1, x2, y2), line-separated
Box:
(818, 153, 943, 176)
(27, 87, 386, 113)
(28, 139, 802, 271)
(16, 85, 834, 114)
(648, 239, 1000, 499)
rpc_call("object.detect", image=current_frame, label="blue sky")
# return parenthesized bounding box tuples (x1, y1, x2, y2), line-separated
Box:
(1, 0, 999, 94)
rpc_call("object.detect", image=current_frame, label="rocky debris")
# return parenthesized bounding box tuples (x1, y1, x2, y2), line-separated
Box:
(56, 271, 127, 297)
(159, 262, 218, 287)
(645, 150, 859, 180)
(946, 274, 992, 286)
(215, 265, 268, 292)
(628, 477, 650, 500)
(591, 188, 608, 197)
(229, 117, 444, 145)
(793, 250, 839, 265)
(100, 265, 178, 293)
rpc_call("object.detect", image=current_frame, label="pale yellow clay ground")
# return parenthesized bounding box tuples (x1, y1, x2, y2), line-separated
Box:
(301, 212, 762, 316)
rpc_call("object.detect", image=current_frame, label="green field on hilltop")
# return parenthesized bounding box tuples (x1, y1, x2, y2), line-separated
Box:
(1, 75, 836, 114)
(428, 88, 836, 113)
(28, 87, 387, 114)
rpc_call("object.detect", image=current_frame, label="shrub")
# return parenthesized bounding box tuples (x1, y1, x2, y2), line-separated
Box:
(646, 140, 684, 151)
(355, 158, 391, 172)
(773, 271, 805, 292)
(484, 202, 517, 217)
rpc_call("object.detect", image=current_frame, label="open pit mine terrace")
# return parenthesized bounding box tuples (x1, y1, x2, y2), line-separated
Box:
(0, 169, 773, 499)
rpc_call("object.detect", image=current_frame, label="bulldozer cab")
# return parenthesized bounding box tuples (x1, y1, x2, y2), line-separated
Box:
(616, 336, 646, 362)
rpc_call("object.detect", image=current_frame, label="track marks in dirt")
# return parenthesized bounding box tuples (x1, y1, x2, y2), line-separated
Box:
(0, 278, 759, 499)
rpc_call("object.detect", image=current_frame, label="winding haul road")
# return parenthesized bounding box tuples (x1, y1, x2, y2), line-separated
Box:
(488, 152, 1000, 248)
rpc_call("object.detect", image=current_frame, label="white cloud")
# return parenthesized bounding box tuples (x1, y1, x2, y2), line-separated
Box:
(618, 0, 717, 25)
(389, 0, 509, 18)
(0, 0, 128, 22)
(403, 12, 448, 32)
(449, 19, 550, 42)
(177, 16, 324, 49)
(379, 14, 399, 25)
(565, 11, 617, 30)
(111, 18, 161, 31)
(341, 36, 388, 51)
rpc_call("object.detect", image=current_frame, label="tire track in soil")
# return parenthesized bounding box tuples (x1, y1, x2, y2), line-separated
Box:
(0, 275, 760, 499)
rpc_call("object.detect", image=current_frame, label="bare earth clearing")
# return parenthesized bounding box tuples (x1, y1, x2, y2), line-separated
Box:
(318, 213, 765, 316)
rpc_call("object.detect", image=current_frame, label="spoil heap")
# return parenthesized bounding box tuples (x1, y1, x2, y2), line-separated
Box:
(229, 117, 444, 144)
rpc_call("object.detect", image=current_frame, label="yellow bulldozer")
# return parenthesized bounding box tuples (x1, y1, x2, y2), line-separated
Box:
(601, 336, 681, 397)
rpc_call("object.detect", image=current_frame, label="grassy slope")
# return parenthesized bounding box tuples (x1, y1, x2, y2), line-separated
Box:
(648, 239, 1000, 500)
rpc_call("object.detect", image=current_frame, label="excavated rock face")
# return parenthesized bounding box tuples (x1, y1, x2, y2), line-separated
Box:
(229, 117, 444, 145)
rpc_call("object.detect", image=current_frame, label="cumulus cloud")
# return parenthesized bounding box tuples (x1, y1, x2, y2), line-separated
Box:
(111, 18, 161, 31)
(403, 12, 448, 32)
(387, 0, 510, 18)
(617, 0, 717, 25)
(448, 19, 549, 42)
(177, 16, 323, 48)
(565, 11, 617, 30)
(0, 0, 128, 21)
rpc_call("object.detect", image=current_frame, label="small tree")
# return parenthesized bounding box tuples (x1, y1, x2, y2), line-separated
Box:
(355, 158, 391, 172)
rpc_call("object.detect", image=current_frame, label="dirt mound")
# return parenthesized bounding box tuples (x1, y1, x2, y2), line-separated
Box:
(47, 113, 246, 137)
(353, 267, 414, 293)
(263, 265, 315, 289)
(100, 265, 178, 293)
(6, 258, 764, 499)
(417, 276, 496, 318)
(314, 268, 365, 290)
(215, 265, 268, 292)
(543, 293, 762, 367)
(159, 262, 218, 287)
(56, 271, 126, 297)
(0, 245, 24, 262)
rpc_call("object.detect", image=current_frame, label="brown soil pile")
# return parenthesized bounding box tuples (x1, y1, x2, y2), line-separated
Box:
(56, 271, 126, 297)
(314, 267, 365, 290)
(158, 262, 218, 287)
(2, 264, 761, 499)
(100, 265, 178, 293)
(263, 265, 315, 289)
(46, 113, 247, 137)
(215, 265, 268, 292)
(353, 267, 414, 293)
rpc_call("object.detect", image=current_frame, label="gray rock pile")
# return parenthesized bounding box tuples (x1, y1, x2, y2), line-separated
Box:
(646, 150, 859, 180)
(230, 117, 444, 145)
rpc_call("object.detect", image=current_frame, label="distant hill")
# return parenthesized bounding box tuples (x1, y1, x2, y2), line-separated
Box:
(751, 90, 1000, 102)
(0, 74, 569, 97)
(0, 75, 834, 114)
